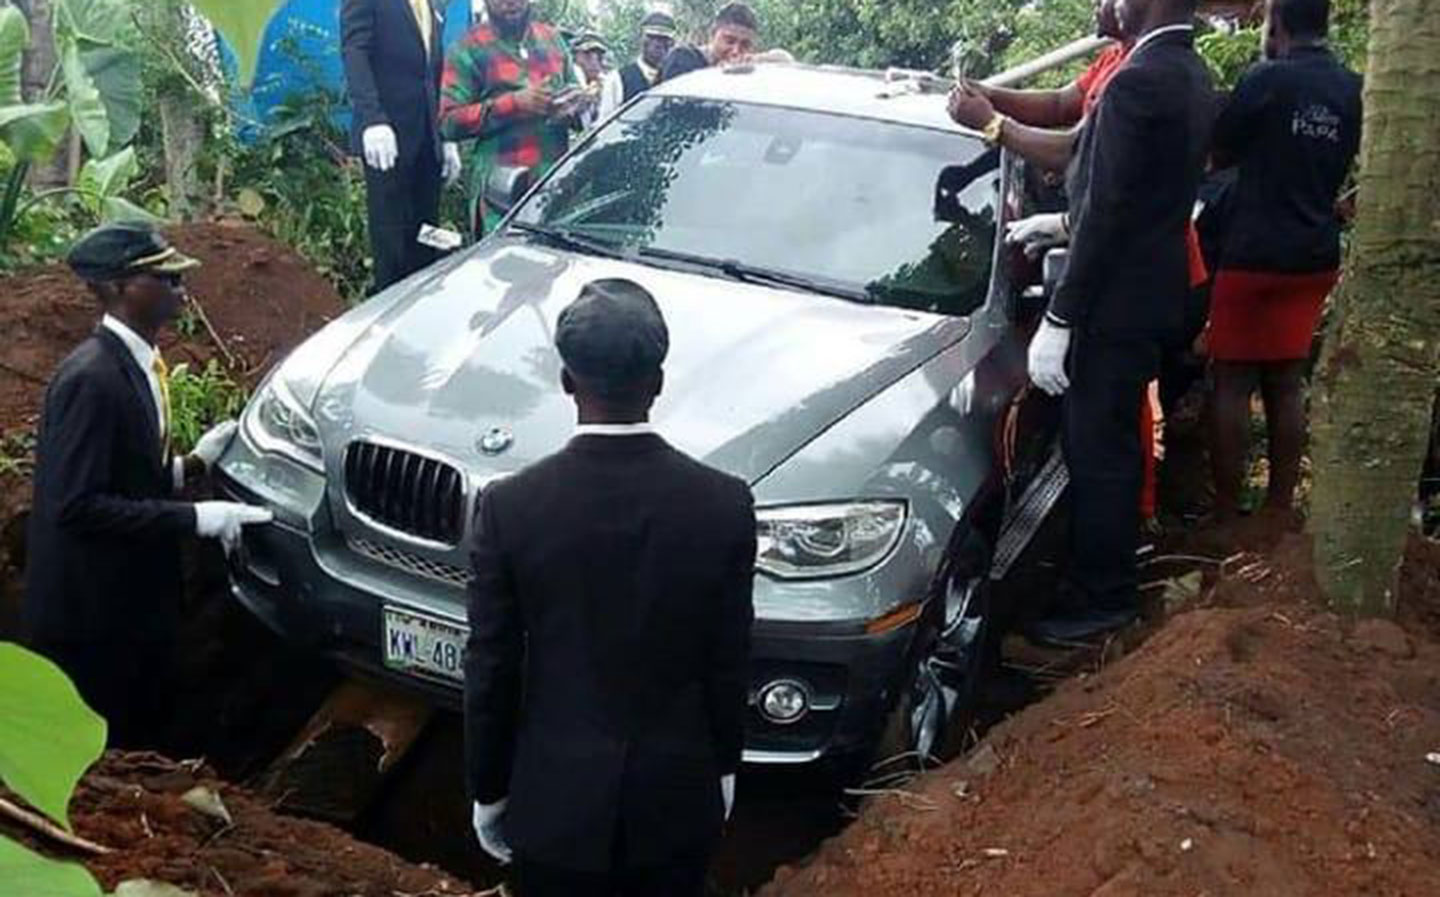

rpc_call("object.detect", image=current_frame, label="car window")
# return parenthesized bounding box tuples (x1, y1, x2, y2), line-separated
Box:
(516, 96, 1000, 318)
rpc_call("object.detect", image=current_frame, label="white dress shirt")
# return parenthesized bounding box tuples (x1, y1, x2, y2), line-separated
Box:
(574, 422, 656, 437)
(1131, 23, 1194, 56)
(101, 314, 186, 489)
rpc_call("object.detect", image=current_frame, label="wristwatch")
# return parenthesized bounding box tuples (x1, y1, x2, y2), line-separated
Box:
(981, 112, 1007, 147)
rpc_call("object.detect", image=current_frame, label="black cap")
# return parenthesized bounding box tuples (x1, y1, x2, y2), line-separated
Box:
(572, 30, 607, 53)
(66, 222, 200, 283)
(556, 279, 669, 394)
(640, 11, 678, 39)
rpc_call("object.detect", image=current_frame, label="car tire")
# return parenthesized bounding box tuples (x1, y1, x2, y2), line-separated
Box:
(867, 529, 996, 776)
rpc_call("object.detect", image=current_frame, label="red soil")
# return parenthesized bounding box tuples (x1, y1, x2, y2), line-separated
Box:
(761, 533, 1440, 897)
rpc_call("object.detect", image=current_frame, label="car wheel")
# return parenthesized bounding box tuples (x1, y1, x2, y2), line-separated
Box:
(869, 534, 995, 774)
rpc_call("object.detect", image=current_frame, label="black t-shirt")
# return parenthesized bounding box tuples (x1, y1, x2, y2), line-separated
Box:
(1212, 46, 1362, 273)
(660, 45, 709, 82)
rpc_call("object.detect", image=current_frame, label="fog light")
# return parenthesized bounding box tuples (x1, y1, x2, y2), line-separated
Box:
(758, 680, 810, 725)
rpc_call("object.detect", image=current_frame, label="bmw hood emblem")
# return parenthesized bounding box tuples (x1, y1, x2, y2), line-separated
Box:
(478, 426, 514, 456)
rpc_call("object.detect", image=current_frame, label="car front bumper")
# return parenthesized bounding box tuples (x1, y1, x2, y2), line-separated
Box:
(218, 466, 919, 767)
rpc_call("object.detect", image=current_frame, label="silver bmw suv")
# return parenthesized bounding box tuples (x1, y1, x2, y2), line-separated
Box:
(217, 63, 1064, 771)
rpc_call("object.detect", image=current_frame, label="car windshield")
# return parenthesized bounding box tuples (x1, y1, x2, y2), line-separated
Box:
(512, 95, 1000, 317)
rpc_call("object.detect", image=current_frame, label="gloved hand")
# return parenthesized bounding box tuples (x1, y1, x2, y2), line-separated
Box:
(1005, 213, 1069, 258)
(721, 774, 736, 822)
(190, 420, 238, 470)
(472, 800, 512, 865)
(362, 124, 399, 172)
(195, 502, 274, 556)
(1027, 319, 1072, 397)
(443, 142, 463, 185)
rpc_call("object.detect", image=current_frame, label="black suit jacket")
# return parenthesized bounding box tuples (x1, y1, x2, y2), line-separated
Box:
(340, 0, 445, 164)
(465, 434, 755, 872)
(24, 329, 195, 645)
(1052, 29, 1215, 339)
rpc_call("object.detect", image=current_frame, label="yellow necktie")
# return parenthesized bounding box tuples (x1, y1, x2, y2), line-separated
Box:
(152, 353, 172, 444)
(410, 0, 432, 55)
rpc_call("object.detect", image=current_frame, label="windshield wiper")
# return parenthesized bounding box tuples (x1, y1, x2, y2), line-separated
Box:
(634, 246, 866, 302)
(508, 221, 625, 260)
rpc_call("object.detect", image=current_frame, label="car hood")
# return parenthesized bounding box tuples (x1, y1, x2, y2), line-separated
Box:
(311, 238, 971, 484)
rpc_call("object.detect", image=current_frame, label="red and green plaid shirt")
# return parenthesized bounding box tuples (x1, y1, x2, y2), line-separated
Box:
(439, 19, 577, 234)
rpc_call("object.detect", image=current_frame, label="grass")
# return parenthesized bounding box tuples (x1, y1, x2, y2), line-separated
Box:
(168, 359, 248, 455)
(0, 430, 35, 478)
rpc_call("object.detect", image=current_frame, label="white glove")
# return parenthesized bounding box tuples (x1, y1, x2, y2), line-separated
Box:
(1005, 212, 1069, 258)
(362, 124, 399, 172)
(721, 774, 736, 822)
(190, 420, 238, 470)
(1027, 319, 1072, 397)
(443, 142, 463, 185)
(472, 800, 512, 865)
(195, 502, 274, 556)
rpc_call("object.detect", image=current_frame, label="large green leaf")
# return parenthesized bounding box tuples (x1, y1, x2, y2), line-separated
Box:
(0, 5, 28, 106)
(79, 146, 139, 201)
(189, 0, 287, 88)
(101, 196, 163, 224)
(0, 836, 102, 897)
(81, 46, 142, 149)
(0, 101, 71, 163)
(0, 644, 107, 830)
(62, 42, 109, 158)
(54, 0, 134, 47)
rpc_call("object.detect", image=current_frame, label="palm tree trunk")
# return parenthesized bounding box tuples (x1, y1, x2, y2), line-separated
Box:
(1308, 0, 1440, 614)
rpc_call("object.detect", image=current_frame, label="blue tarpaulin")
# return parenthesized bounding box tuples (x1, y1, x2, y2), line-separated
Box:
(227, 0, 473, 136)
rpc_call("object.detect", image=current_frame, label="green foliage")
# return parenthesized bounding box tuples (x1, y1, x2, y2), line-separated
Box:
(0, 429, 36, 477)
(188, 0, 287, 88)
(0, 643, 108, 829)
(167, 358, 247, 455)
(0, 644, 107, 897)
(1197, 26, 1262, 90)
(0, 836, 102, 897)
(223, 87, 374, 301)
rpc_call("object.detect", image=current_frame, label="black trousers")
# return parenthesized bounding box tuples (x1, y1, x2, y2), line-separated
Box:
(1063, 334, 1161, 611)
(517, 851, 710, 897)
(363, 145, 442, 295)
(30, 638, 173, 749)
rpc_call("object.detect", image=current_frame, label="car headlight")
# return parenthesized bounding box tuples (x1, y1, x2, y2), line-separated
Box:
(243, 373, 324, 472)
(755, 500, 907, 580)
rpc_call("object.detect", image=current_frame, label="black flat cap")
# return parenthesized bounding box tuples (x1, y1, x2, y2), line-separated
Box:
(67, 222, 200, 282)
(640, 11, 678, 38)
(556, 279, 669, 393)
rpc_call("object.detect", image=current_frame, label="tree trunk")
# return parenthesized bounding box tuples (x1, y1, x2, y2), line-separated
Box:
(1308, 0, 1440, 615)
(21, 0, 70, 188)
(146, 0, 210, 220)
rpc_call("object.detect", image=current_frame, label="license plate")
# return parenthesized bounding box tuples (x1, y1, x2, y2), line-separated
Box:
(382, 606, 468, 683)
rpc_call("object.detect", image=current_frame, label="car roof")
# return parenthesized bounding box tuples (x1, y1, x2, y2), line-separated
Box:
(650, 63, 980, 135)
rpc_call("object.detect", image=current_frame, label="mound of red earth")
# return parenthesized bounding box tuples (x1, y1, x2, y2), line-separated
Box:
(45, 752, 479, 897)
(761, 534, 1440, 897)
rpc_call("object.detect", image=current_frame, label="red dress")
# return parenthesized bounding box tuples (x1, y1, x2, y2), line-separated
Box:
(1207, 269, 1339, 361)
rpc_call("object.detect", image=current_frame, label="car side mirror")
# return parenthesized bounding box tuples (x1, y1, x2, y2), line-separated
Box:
(485, 166, 533, 217)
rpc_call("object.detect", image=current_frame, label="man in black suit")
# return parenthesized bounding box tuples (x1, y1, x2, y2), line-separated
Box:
(24, 223, 273, 746)
(341, 0, 463, 294)
(464, 279, 756, 896)
(979, 0, 1213, 641)
(596, 11, 677, 120)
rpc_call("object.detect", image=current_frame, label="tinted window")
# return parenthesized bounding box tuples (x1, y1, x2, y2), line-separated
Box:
(515, 96, 1000, 317)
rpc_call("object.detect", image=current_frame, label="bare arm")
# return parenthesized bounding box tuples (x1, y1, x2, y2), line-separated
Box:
(998, 118, 1083, 174)
(982, 82, 1086, 129)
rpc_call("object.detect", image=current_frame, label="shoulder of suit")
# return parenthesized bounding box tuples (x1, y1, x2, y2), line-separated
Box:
(48, 335, 117, 397)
